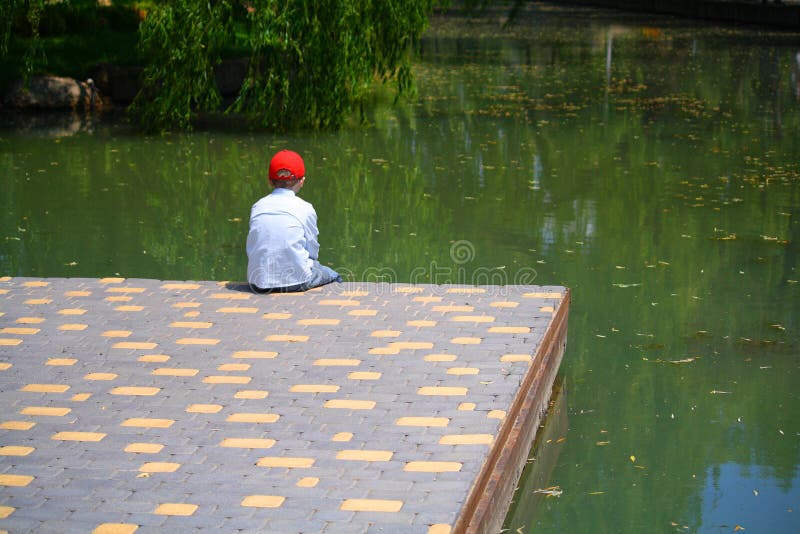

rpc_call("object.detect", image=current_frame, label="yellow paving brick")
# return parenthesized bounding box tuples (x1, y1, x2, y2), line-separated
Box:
(439, 434, 495, 445)
(263, 312, 292, 319)
(371, 329, 402, 338)
(1, 421, 36, 430)
(105, 296, 132, 302)
(424, 354, 458, 362)
(407, 320, 437, 327)
(232, 350, 278, 359)
(265, 334, 308, 342)
(348, 309, 378, 316)
(336, 450, 393, 462)
(138, 354, 170, 363)
(176, 337, 220, 345)
(112, 342, 158, 350)
(318, 299, 360, 306)
(446, 367, 480, 375)
(0, 338, 22, 346)
(0, 363, 10, 371)
(161, 283, 200, 290)
(71, 393, 92, 402)
(115, 305, 145, 312)
(395, 417, 449, 427)
(523, 291, 562, 299)
(47, 358, 77, 366)
(52, 432, 106, 442)
(256, 457, 315, 468)
(170, 321, 213, 329)
(297, 318, 340, 326)
(110, 387, 160, 396)
(458, 402, 476, 411)
(432, 305, 474, 312)
(22, 281, 49, 287)
(20, 384, 70, 393)
(417, 387, 468, 396)
(139, 462, 180, 473)
(388, 341, 434, 350)
(341, 290, 369, 297)
(234, 390, 269, 399)
(226, 413, 280, 423)
(340, 499, 403, 512)
(220, 438, 276, 449)
(210, 292, 250, 300)
(15, 317, 45, 324)
(0, 506, 15, 519)
(186, 404, 223, 414)
(84, 373, 118, 381)
(394, 286, 423, 294)
(404, 461, 463, 472)
(446, 287, 486, 294)
(488, 326, 530, 333)
(154, 503, 198, 516)
(183, 311, 200, 318)
(102, 330, 131, 338)
(218, 363, 250, 371)
(289, 384, 340, 393)
(0, 474, 34, 487)
(540, 305, 555, 313)
(151, 368, 198, 377)
(125, 443, 164, 454)
(451, 316, 494, 323)
(65, 290, 91, 297)
(368, 347, 400, 355)
(450, 337, 482, 345)
(20, 406, 71, 416)
(241, 495, 285, 508)
(488, 410, 507, 420)
(324, 399, 376, 410)
(500, 354, 532, 362)
(121, 418, 175, 428)
(428, 524, 453, 534)
(490, 301, 519, 308)
(0, 327, 39, 335)
(297, 477, 319, 488)
(347, 371, 382, 380)
(413, 296, 443, 303)
(217, 307, 258, 313)
(105, 287, 146, 294)
(313, 358, 361, 367)
(332, 432, 353, 442)
(203, 376, 251, 384)
(0, 446, 34, 456)
(58, 324, 87, 331)
(24, 298, 51, 305)
(92, 523, 138, 534)
(99, 277, 125, 283)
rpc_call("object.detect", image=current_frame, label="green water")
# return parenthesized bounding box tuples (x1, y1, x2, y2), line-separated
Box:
(2, 4, 799, 532)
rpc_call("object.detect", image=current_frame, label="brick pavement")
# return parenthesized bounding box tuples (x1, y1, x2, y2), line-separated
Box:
(0, 277, 568, 533)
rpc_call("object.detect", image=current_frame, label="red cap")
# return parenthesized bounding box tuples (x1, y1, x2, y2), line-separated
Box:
(269, 150, 305, 180)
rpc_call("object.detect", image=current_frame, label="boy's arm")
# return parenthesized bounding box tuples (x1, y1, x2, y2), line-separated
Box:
(305, 208, 320, 261)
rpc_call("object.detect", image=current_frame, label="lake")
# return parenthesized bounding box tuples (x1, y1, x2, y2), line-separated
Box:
(1, 3, 798, 532)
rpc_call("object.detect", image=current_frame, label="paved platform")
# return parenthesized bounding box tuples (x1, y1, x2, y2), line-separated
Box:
(0, 277, 569, 534)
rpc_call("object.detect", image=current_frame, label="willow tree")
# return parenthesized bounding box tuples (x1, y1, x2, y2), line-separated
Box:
(133, 0, 436, 131)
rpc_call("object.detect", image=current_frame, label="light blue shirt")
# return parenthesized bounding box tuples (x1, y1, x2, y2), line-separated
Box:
(246, 188, 319, 289)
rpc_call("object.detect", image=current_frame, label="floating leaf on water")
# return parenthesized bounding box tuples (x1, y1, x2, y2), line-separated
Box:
(533, 486, 562, 497)
(596, 441, 610, 446)
(588, 491, 605, 495)
(710, 390, 732, 395)
(613, 283, 642, 288)
(733, 526, 745, 532)
(630, 455, 636, 463)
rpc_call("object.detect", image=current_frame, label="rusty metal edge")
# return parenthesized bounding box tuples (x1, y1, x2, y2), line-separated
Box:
(453, 288, 571, 534)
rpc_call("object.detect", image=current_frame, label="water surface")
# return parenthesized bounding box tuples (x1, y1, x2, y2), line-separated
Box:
(1, 4, 799, 532)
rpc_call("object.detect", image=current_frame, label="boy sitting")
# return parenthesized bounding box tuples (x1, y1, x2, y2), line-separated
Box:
(246, 149, 341, 292)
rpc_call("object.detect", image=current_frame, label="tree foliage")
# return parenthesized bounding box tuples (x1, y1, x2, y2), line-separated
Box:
(133, 0, 436, 131)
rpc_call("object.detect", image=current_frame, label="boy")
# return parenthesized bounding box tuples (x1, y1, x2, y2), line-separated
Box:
(246, 149, 341, 292)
